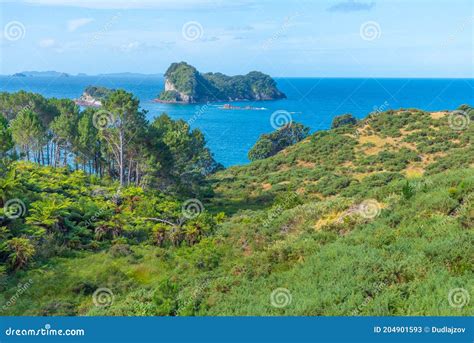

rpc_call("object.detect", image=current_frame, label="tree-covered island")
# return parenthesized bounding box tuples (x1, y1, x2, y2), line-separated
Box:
(157, 62, 286, 104)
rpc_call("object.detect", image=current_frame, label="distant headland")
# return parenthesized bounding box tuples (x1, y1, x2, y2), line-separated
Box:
(74, 85, 114, 107)
(12, 71, 70, 77)
(155, 62, 286, 104)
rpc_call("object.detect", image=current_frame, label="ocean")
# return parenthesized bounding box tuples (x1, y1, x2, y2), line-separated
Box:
(1, 75, 473, 167)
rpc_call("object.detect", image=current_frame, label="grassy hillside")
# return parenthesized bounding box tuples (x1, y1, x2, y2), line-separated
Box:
(210, 109, 474, 212)
(1, 107, 472, 316)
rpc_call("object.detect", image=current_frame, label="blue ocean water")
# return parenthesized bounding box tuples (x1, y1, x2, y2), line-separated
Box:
(1, 75, 473, 166)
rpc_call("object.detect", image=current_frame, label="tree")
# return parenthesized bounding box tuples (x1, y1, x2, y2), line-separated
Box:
(101, 90, 148, 186)
(50, 99, 79, 167)
(247, 137, 274, 161)
(10, 109, 45, 161)
(0, 91, 59, 124)
(2, 90, 220, 194)
(0, 116, 13, 157)
(248, 122, 310, 161)
(331, 113, 357, 129)
(77, 108, 101, 173)
(150, 114, 221, 192)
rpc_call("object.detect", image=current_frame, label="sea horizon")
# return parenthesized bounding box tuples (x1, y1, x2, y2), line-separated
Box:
(1, 75, 473, 167)
(2, 72, 473, 79)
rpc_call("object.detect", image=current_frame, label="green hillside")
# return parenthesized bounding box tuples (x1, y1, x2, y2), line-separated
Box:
(0, 94, 472, 316)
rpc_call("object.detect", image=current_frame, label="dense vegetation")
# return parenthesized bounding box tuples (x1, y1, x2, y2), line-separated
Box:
(331, 113, 357, 129)
(0, 90, 220, 193)
(83, 86, 114, 101)
(248, 122, 310, 161)
(158, 62, 286, 103)
(0, 93, 472, 316)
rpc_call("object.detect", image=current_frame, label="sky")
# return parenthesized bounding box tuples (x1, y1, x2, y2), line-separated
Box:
(0, 0, 473, 77)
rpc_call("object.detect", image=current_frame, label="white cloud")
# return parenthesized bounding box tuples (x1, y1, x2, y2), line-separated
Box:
(67, 18, 94, 31)
(117, 40, 174, 53)
(119, 41, 141, 52)
(38, 38, 56, 48)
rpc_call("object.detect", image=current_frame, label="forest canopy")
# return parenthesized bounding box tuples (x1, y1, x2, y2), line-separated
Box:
(0, 90, 221, 194)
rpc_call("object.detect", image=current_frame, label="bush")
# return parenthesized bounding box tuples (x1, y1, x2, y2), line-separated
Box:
(248, 122, 310, 161)
(331, 113, 357, 129)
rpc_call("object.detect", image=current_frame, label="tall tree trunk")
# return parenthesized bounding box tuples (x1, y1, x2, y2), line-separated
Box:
(135, 162, 140, 186)
(54, 143, 60, 168)
(63, 146, 67, 166)
(119, 130, 124, 187)
(127, 158, 132, 185)
(46, 141, 50, 166)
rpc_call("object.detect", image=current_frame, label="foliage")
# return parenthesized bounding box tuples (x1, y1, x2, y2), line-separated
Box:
(0, 90, 220, 194)
(0, 116, 13, 156)
(0, 100, 472, 318)
(84, 86, 114, 100)
(248, 122, 310, 161)
(10, 109, 45, 161)
(158, 62, 286, 103)
(331, 113, 357, 129)
(4, 237, 35, 270)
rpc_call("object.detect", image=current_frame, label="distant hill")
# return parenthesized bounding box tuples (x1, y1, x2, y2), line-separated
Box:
(5, 71, 163, 77)
(157, 62, 286, 103)
(13, 71, 70, 77)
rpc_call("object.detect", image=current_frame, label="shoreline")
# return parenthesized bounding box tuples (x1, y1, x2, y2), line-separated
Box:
(73, 99, 101, 107)
(152, 97, 285, 105)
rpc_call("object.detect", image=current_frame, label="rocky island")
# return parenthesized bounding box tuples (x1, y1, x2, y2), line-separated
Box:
(156, 62, 286, 104)
(74, 85, 114, 107)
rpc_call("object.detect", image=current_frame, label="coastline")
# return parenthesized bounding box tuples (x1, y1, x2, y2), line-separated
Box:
(152, 97, 285, 105)
(73, 99, 101, 107)
(152, 98, 189, 104)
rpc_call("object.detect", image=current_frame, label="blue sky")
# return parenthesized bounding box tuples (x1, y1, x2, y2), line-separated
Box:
(1, 0, 473, 77)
